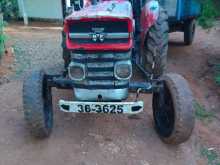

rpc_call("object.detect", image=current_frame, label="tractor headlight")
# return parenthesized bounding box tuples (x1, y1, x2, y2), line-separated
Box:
(114, 61, 132, 80)
(68, 62, 85, 81)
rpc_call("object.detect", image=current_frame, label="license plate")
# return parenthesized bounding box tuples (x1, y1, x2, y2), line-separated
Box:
(59, 100, 144, 114)
(75, 104, 124, 114)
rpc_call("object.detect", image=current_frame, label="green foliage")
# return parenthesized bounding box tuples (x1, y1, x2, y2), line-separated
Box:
(0, 15, 6, 58)
(201, 147, 220, 165)
(216, 75, 220, 85)
(214, 64, 220, 85)
(198, 0, 220, 28)
(194, 101, 215, 122)
(0, 0, 19, 20)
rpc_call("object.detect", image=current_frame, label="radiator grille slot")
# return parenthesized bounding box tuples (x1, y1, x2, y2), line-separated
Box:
(69, 21, 128, 33)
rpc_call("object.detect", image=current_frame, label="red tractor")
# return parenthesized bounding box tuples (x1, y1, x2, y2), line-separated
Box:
(23, 0, 195, 145)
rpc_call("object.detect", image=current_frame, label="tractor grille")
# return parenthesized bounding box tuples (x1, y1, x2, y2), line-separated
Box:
(69, 20, 129, 44)
(71, 52, 131, 89)
(69, 20, 128, 33)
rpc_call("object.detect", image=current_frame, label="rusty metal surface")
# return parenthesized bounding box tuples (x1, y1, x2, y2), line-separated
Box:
(66, 0, 133, 20)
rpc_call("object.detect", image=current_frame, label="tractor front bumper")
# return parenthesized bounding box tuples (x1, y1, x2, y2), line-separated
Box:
(46, 74, 162, 115)
(59, 100, 144, 114)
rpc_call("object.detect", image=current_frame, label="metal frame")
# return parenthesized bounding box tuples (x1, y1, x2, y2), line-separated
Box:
(46, 74, 162, 94)
(45, 54, 163, 95)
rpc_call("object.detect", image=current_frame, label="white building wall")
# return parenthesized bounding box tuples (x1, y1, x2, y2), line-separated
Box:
(18, 0, 63, 20)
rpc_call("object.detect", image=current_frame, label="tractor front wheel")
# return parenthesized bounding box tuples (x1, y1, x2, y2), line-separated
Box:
(23, 70, 53, 138)
(152, 73, 195, 145)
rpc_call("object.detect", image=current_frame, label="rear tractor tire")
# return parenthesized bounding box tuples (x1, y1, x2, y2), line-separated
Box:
(143, 8, 169, 78)
(23, 70, 53, 138)
(152, 73, 195, 145)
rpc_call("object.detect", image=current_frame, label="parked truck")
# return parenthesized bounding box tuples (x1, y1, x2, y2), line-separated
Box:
(160, 0, 201, 45)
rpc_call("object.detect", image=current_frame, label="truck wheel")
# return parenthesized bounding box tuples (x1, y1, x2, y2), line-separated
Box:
(184, 19, 196, 45)
(152, 73, 195, 145)
(143, 8, 169, 78)
(23, 70, 53, 138)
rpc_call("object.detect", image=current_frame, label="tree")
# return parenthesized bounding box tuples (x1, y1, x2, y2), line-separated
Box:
(0, 0, 19, 21)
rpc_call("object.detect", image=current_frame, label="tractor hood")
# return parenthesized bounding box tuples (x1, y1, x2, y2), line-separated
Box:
(64, 1, 134, 51)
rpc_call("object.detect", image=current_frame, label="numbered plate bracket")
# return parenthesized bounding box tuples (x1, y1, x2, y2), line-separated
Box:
(59, 100, 144, 114)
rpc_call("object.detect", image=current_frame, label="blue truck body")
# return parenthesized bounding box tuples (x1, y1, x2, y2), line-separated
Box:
(159, 0, 201, 45)
(160, 0, 201, 22)
(177, 0, 201, 20)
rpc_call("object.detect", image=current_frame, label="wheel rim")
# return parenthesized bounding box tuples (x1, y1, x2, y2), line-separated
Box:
(153, 82, 175, 137)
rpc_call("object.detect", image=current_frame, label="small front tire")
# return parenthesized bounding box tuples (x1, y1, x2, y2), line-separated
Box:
(23, 70, 53, 138)
(153, 73, 195, 145)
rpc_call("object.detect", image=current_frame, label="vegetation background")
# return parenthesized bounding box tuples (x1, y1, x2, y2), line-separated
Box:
(198, 0, 220, 85)
(0, 0, 19, 20)
(0, 0, 18, 58)
(0, 14, 6, 58)
(198, 0, 220, 28)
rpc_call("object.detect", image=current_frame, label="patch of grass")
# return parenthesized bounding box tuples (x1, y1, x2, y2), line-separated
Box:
(198, 0, 220, 29)
(194, 101, 215, 122)
(201, 147, 220, 165)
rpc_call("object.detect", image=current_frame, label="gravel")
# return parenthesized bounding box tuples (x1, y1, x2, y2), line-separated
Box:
(8, 28, 63, 79)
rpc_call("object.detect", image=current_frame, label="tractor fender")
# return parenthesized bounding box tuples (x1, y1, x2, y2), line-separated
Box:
(140, 0, 160, 45)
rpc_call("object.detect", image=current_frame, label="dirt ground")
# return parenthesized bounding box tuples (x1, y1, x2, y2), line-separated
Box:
(0, 22, 220, 165)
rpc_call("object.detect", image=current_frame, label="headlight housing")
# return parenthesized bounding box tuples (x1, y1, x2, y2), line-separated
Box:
(68, 62, 85, 81)
(114, 61, 132, 80)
